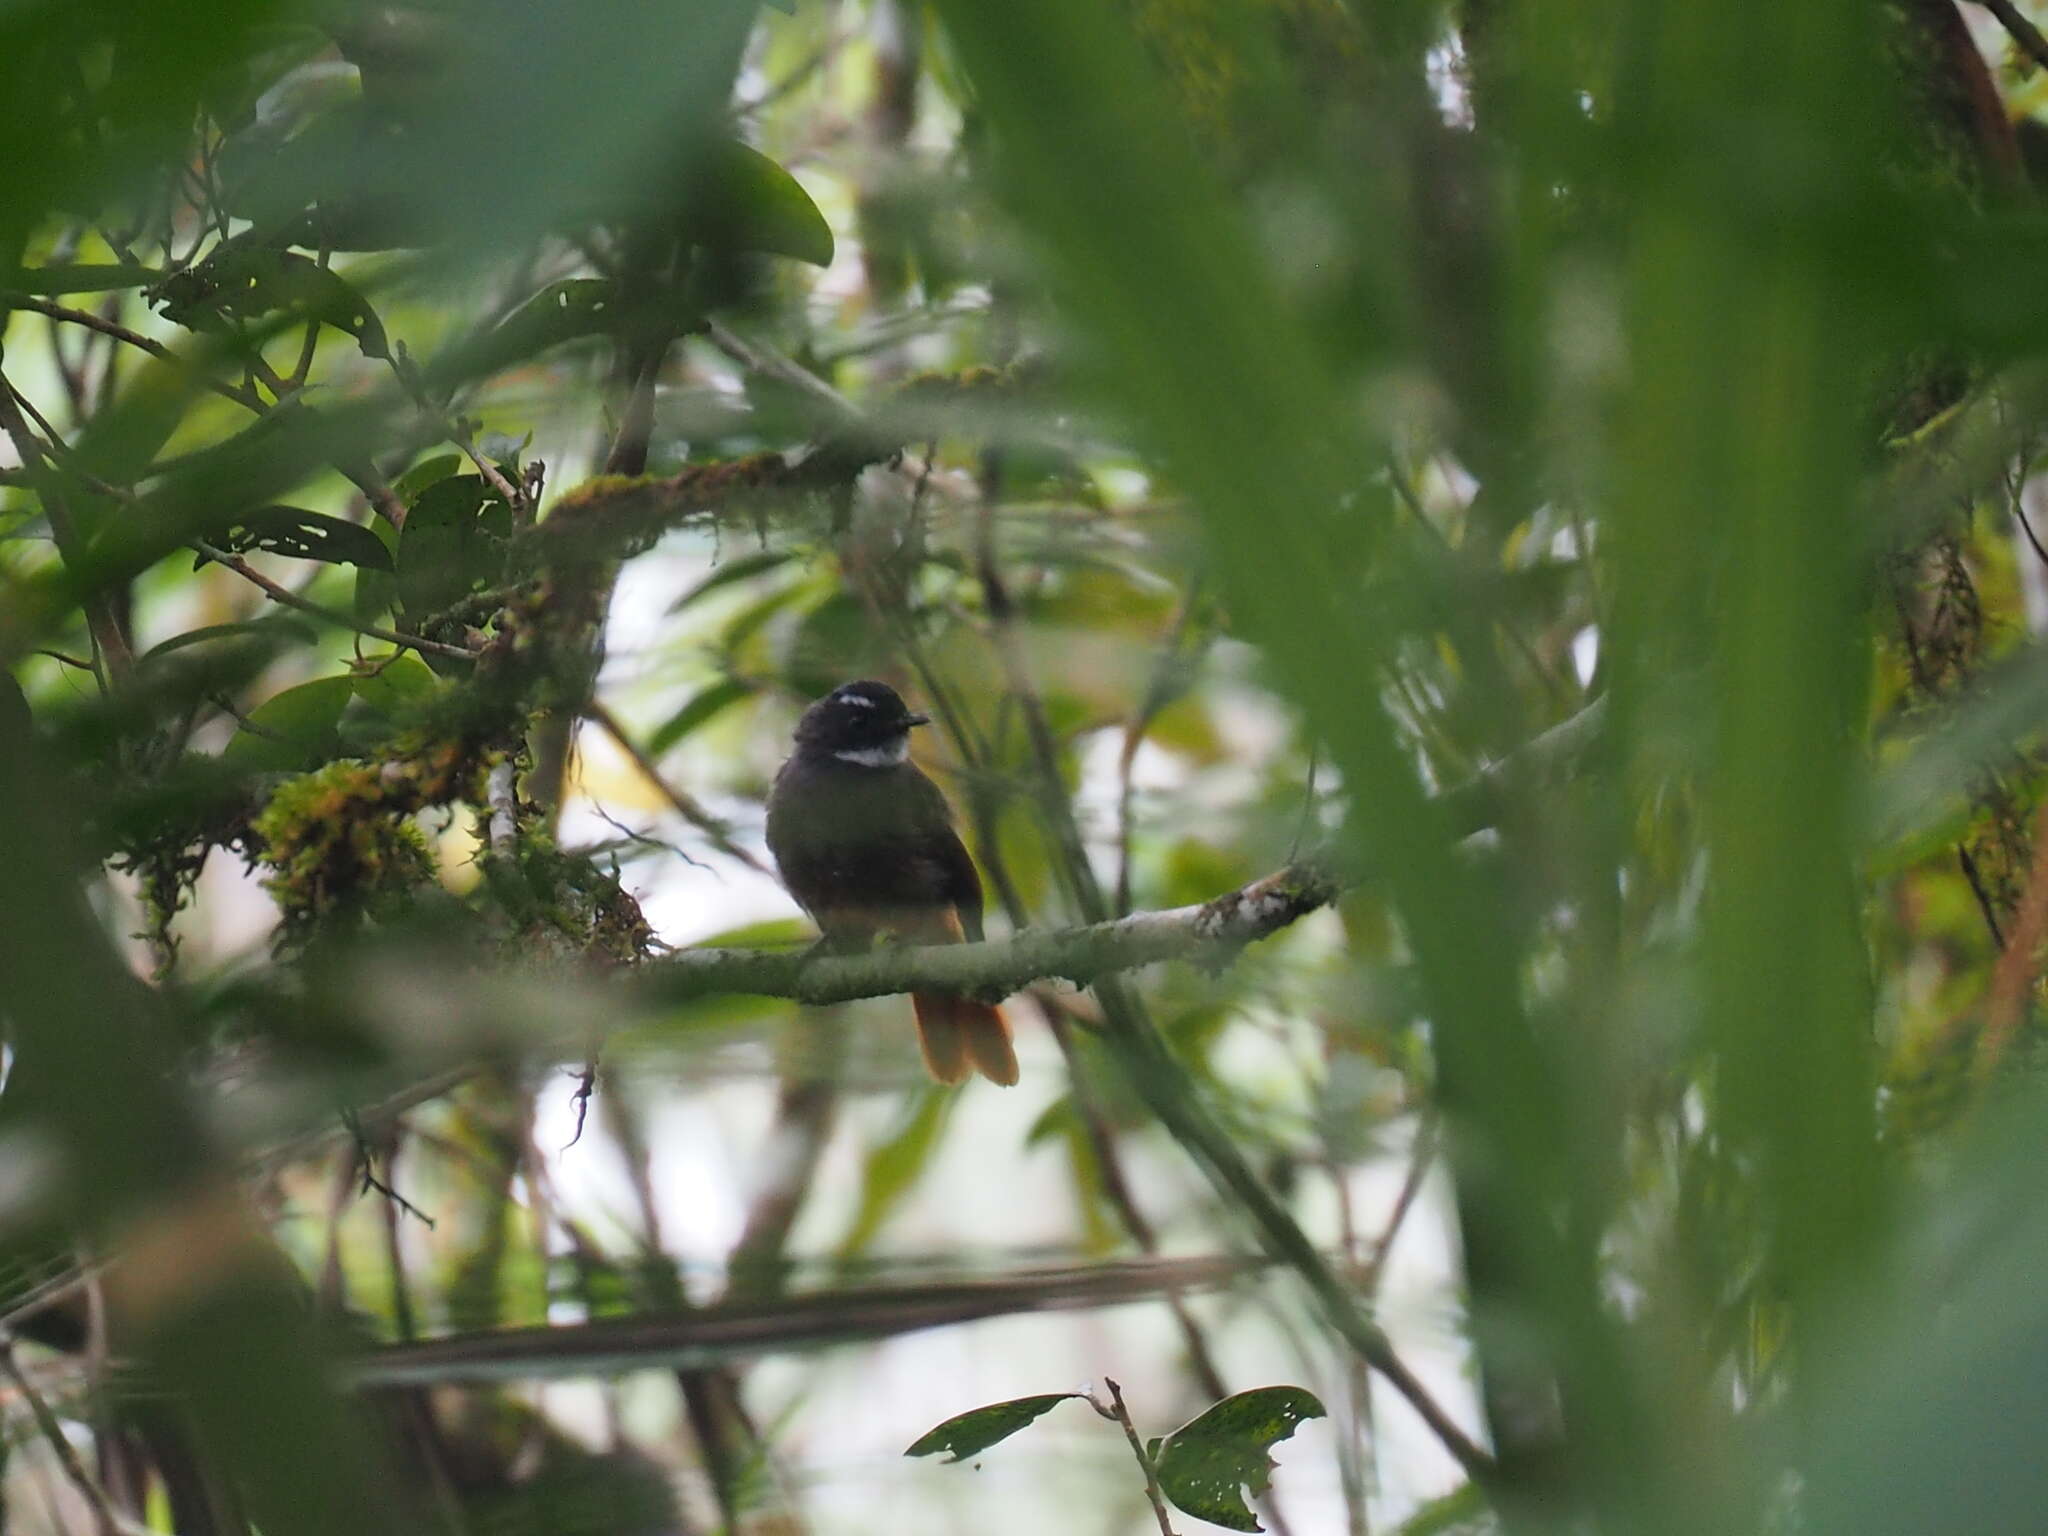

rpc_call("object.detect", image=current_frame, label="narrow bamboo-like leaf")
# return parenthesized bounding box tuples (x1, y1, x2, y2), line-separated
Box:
(838, 1085, 955, 1257)
(138, 616, 319, 663)
(904, 1394, 1080, 1463)
(9, 263, 166, 294)
(647, 678, 754, 755)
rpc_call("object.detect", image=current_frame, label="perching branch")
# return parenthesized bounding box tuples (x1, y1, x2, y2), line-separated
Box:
(640, 861, 1343, 1009)
(637, 696, 1603, 1012)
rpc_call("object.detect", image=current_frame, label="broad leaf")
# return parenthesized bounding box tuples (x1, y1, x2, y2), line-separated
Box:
(351, 652, 441, 717)
(395, 474, 511, 621)
(1154, 1386, 1327, 1533)
(904, 1394, 1080, 1463)
(223, 676, 356, 773)
(152, 248, 390, 359)
(693, 139, 835, 268)
(201, 507, 393, 571)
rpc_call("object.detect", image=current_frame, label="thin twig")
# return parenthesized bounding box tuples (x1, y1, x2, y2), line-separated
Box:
(0, 292, 264, 412)
(1092, 1379, 1180, 1536)
(391, 344, 528, 515)
(0, 376, 132, 684)
(0, 1344, 121, 1536)
(1981, 0, 2048, 74)
(583, 699, 771, 874)
(1365, 1111, 1438, 1283)
(1977, 799, 2048, 1080)
(1959, 843, 2008, 950)
(1116, 579, 1204, 914)
(193, 539, 480, 661)
(705, 318, 861, 424)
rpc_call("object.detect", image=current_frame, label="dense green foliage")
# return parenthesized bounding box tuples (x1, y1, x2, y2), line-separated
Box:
(8, 2, 2048, 1534)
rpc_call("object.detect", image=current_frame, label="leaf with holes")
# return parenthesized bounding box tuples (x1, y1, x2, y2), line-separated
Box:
(201, 507, 393, 571)
(904, 1394, 1082, 1463)
(1153, 1387, 1327, 1533)
(151, 248, 390, 359)
(439, 279, 625, 386)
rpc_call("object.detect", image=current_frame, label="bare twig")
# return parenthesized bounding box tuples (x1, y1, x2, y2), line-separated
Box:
(0, 376, 133, 685)
(583, 699, 771, 874)
(193, 539, 480, 661)
(1116, 579, 1204, 914)
(1980, 0, 2048, 74)
(1090, 1379, 1181, 1536)
(391, 344, 528, 515)
(1365, 1112, 1438, 1283)
(705, 318, 861, 424)
(1, 292, 263, 412)
(0, 1344, 122, 1536)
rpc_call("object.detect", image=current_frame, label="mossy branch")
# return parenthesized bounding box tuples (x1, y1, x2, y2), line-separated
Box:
(639, 698, 1602, 1011)
(640, 861, 1345, 1009)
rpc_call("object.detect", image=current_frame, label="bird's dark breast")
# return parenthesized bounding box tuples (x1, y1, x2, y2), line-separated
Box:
(766, 756, 960, 937)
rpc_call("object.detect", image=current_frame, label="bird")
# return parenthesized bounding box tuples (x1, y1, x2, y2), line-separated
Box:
(765, 680, 1018, 1086)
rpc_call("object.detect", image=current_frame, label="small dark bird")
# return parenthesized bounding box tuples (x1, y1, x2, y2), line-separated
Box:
(765, 680, 1018, 1086)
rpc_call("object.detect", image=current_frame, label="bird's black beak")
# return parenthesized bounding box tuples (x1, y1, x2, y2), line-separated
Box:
(903, 712, 931, 728)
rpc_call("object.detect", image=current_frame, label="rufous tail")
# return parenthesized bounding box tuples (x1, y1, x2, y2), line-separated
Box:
(912, 994, 1018, 1086)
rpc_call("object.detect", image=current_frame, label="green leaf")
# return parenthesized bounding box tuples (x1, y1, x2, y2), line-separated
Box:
(395, 474, 511, 621)
(695, 140, 834, 267)
(223, 676, 356, 773)
(443, 278, 624, 384)
(1153, 1386, 1327, 1533)
(351, 652, 441, 717)
(647, 678, 754, 755)
(839, 1086, 955, 1258)
(138, 617, 319, 663)
(667, 547, 792, 613)
(202, 507, 393, 571)
(904, 1393, 1081, 1463)
(393, 453, 466, 502)
(9, 263, 166, 295)
(151, 248, 390, 359)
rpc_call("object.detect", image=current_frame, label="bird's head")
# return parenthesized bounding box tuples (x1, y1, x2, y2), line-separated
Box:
(792, 679, 930, 766)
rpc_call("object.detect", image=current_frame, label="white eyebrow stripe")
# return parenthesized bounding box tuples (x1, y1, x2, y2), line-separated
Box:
(835, 693, 877, 708)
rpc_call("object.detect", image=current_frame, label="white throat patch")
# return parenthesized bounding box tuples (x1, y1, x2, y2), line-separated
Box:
(833, 737, 910, 768)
